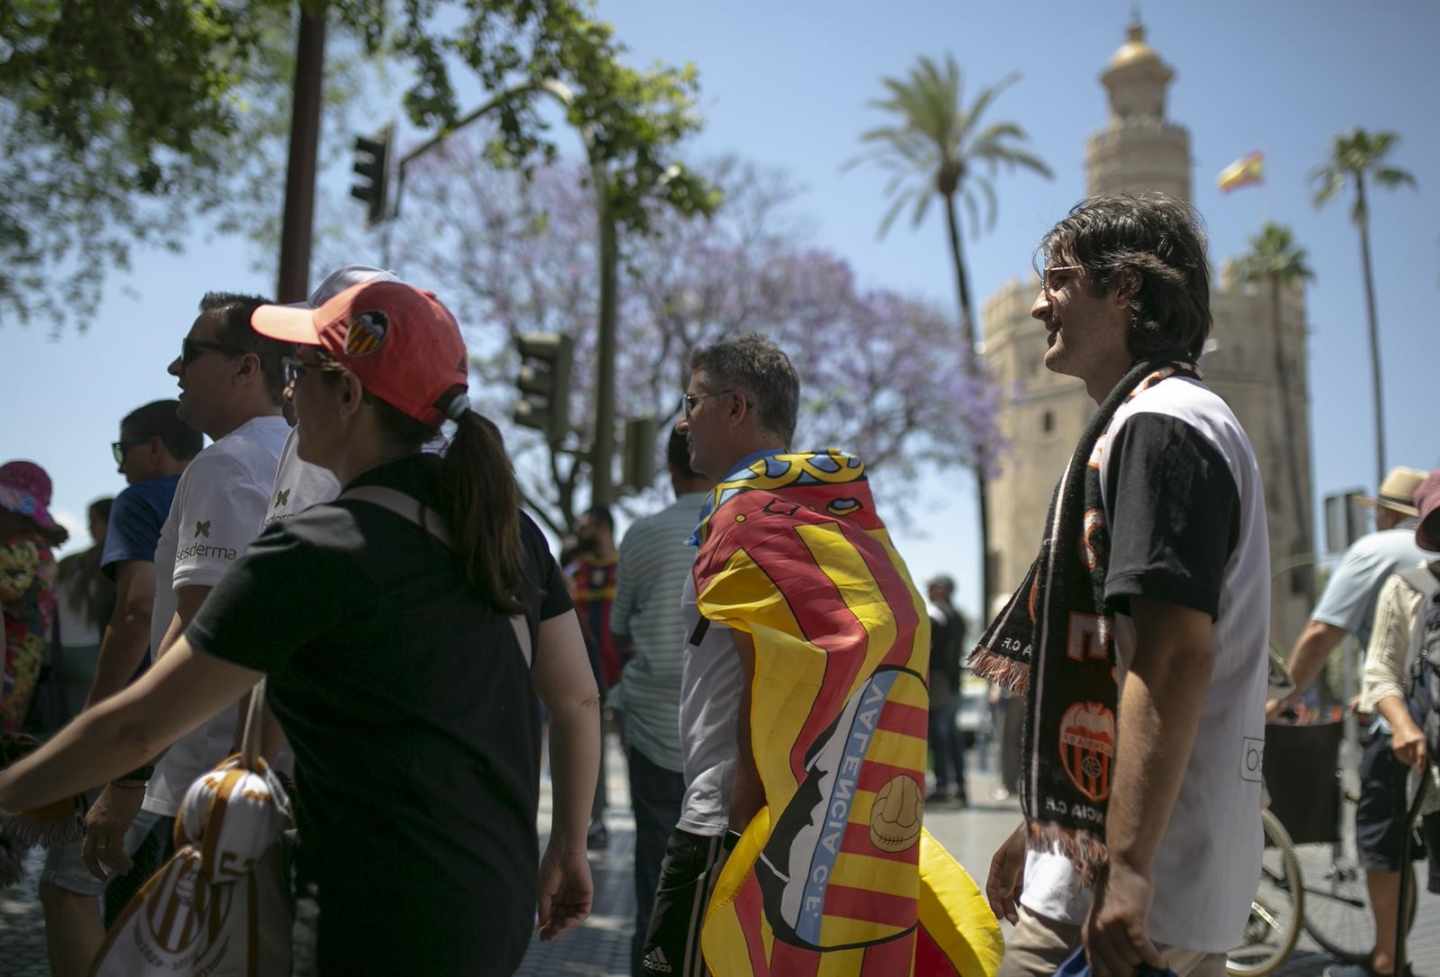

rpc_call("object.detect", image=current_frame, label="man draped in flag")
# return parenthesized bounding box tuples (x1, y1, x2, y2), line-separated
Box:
(637, 334, 1000, 977)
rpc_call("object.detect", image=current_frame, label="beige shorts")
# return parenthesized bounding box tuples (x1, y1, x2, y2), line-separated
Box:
(996, 904, 1226, 977)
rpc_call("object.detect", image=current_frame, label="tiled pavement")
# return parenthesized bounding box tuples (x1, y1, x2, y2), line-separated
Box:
(3, 740, 1438, 976)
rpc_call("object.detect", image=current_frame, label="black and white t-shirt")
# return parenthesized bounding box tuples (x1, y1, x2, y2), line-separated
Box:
(1021, 375, 1271, 953)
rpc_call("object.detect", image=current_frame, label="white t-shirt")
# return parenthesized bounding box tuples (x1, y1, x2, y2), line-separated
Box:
(143, 415, 290, 817)
(676, 572, 741, 836)
(264, 428, 340, 526)
(1020, 376, 1270, 953)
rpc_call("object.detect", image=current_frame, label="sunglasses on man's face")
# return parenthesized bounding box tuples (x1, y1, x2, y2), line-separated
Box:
(112, 438, 145, 465)
(180, 337, 247, 366)
(281, 354, 339, 390)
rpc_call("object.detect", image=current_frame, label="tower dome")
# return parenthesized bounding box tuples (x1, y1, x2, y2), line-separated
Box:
(1085, 17, 1191, 202)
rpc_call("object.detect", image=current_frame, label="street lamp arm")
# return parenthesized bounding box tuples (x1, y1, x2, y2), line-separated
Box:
(385, 77, 619, 507)
(392, 79, 601, 221)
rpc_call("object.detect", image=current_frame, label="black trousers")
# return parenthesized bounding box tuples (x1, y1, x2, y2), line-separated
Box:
(928, 700, 968, 798)
(627, 746, 686, 976)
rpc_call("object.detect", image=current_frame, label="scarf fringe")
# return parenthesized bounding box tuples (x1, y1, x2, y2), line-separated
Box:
(967, 648, 1030, 695)
(1027, 820, 1109, 886)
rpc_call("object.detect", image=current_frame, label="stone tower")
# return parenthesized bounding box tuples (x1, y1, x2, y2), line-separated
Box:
(981, 18, 1315, 646)
(1086, 20, 1192, 203)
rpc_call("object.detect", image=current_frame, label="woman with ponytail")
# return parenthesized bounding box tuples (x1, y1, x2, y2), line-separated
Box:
(0, 282, 601, 976)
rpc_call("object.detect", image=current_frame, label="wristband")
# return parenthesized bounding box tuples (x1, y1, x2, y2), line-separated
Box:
(115, 763, 153, 788)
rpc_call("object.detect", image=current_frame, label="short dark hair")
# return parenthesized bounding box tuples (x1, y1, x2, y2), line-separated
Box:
(199, 291, 289, 404)
(88, 497, 114, 525)
(666, 425, 700, 481)
(122, 399, 203, 460)
(585, 504, 614, 532)
(1037, 193, 1212, 363)
(689, 333, 800, 445)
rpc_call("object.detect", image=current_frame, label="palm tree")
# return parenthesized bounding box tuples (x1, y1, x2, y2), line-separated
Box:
(850, 55, 1052, 354)
(849, 54, 1051, 620)
(1312, 129, 1417, 489)
(1237, 223, 1315, 604)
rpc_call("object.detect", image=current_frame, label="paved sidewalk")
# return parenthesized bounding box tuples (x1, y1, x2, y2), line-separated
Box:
(3, 740, 1438, 975)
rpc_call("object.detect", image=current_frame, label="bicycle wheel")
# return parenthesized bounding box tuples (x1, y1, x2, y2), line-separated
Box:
(1300, 788, 1418, 962)
(1228, 808, 1304, 977)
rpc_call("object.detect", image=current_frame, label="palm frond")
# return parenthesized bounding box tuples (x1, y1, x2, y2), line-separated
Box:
(909, 189, 935, 228)
(877, 190, 918, 239)
(1310, 166, 1344, 209)
(961, 186, 982, 238)
(958, 72, 1020, 145)
(1373, 166, 1417, 189)
(975, 174, 999, 232)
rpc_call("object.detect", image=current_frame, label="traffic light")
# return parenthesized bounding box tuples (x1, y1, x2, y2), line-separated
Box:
(350, 126, 393, 227)
(622, 417, 658, 492)
(513, 332, 574, 443)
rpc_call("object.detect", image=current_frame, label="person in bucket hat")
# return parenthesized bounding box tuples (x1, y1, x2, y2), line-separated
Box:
(0, 460, 68, 733)
(0, 282, 602, 976)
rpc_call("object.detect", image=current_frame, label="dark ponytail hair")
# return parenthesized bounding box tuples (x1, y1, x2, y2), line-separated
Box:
(319, 360, 528, 613)
(439, 404, 525, 615)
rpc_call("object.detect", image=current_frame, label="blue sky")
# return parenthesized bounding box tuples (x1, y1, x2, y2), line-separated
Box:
(6, 0, 1438, 627)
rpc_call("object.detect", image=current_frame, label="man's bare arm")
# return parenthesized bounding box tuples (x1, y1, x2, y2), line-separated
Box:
(1085, 597, 1214, 977)
(1277, 619, 1346, 706)
(1105, 597, 1215, 874)
(85, 561, 155, 708)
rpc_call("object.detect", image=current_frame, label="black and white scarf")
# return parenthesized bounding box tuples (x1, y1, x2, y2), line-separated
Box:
(968, 359, 1197, 880)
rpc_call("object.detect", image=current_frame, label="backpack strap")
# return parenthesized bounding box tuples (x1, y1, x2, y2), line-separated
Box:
(338, 486, 533, 668)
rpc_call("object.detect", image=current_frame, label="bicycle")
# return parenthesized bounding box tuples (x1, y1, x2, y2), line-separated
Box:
(1227, 719, 1422, 977)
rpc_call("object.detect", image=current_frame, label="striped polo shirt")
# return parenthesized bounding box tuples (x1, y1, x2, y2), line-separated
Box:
(610, 491, 710, 772)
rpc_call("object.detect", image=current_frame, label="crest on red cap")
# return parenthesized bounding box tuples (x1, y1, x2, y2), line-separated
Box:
(344, 310, 389, 357)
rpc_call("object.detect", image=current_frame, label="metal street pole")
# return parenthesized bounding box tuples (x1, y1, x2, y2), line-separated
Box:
(592, 181, 618, 506)
(275, 4, 327, 302)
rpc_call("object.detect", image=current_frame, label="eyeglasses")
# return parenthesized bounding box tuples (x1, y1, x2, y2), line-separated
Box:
(1041, 264, 1084, 301)
(282, 355, 307, 389)
(281, 354, 339, 390)
(111, 439, 144, 464)
(680, 389, 736, 417)
(181, 337, 246, 366)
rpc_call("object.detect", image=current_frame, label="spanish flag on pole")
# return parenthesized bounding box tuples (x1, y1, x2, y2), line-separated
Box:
(1217, 151, 1264, 192)
(691, 451, 1003, 977)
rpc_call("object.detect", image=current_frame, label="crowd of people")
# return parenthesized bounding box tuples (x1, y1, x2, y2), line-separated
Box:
(0, 190, 1436, 977)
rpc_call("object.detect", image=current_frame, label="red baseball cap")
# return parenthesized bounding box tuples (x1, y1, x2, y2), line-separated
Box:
(1415, 469, 1440, 553)
(251, 281, 468, 427)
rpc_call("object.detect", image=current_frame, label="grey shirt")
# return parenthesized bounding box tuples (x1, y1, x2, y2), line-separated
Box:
(610, 491, 709, 772)
(675, 572, 740, 836)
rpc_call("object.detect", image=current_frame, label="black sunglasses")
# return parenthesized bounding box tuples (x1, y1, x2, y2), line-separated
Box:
(181, 337, 247, 366)
(112, 438, 146, 464)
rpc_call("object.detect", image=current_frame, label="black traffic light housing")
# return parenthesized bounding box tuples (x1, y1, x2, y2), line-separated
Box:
(514, 332, 574, 443)
(350, 126, 393, 227)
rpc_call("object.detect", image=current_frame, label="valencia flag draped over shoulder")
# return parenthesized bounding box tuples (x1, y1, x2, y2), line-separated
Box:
(691, 451, 1002, 977)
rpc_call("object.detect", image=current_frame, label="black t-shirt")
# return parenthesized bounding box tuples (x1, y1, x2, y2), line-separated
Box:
(1102, 411, 1240, 618)
(187, 454, 571, 975)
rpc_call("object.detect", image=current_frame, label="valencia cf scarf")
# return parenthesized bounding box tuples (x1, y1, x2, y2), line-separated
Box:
(691, 450, 1001, 977)
(967, 362, 1196, 881)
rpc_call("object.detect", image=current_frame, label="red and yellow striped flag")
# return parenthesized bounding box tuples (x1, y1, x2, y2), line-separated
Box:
(692, 451, 1002, 977)
(1217, 151, 1264, 192)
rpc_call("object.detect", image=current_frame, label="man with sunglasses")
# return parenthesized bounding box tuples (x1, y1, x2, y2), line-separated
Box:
(82, 292, 292, 912)
(38, 399, 199, 977)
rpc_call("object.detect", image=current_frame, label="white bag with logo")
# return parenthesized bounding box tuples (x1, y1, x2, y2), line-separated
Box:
(92, 681, 293, 977)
